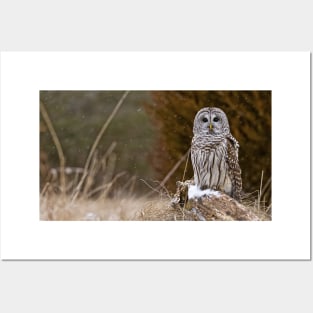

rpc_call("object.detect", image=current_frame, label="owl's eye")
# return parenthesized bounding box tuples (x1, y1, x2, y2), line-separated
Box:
(213, 117, 219, 122)
(202, 117, 208, 123)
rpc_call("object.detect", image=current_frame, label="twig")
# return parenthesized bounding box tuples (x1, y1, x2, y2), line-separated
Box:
(102, 141, 117, 160)
(159, 149, 190, 188)
(258, 170, 264, 212)
(140, 179, 166, 197)
(122, 175, 137, 195)
(146, 149, 190, 197)
(71, 91, 129, 201)
(40, 182, 51, 197)
(182, 148, 190, 182)
(86, 172, 126, 198)
(40, 101, 66, 194)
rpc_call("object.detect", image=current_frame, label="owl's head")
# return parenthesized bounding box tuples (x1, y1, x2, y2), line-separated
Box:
(193, 107, 230, 136)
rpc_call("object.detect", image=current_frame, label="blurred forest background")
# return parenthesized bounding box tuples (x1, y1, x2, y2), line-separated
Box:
(40, 91, 156, 196)
(40, 91, 271, 220)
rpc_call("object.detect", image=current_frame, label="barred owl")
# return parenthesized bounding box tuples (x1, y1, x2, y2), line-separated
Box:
(191, 107, 242, 202)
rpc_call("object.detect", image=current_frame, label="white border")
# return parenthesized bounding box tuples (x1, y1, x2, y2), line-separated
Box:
(0, 52, 310, 260)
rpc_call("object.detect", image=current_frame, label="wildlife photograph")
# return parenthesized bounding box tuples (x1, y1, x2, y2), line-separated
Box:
(40, 91, 271, 221)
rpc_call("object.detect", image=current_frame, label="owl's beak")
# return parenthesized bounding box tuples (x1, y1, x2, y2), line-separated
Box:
(209, 123, 213, 130)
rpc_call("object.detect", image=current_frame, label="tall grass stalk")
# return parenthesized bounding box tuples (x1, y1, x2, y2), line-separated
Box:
(71, 91, 129, 201)
(257, 170, 264, 212)
(40, 101, 66, 195)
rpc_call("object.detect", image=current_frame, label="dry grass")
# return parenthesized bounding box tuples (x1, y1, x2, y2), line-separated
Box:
(40, 91, 141, 221)
(241, 170, 272, 218)
(40, 193, 152, 221)
(40, 91, 271, 221)
(40, 176, 271, 221)
(40, 91, 172, 221)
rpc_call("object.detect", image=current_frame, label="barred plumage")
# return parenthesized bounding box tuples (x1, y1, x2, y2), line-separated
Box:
(191, 107, 242, 202)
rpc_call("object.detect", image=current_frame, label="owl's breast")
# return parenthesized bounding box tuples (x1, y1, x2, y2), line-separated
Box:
(191, 136, 232, 195)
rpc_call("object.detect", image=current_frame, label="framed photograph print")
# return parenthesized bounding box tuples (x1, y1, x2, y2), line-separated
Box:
(0, 51, 310, 260)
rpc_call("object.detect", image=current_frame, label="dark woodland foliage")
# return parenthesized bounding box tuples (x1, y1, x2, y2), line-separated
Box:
(146, 91, 271, 203)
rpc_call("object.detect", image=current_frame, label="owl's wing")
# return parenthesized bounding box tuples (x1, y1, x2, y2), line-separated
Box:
(190, 145, 201, 187)
(226, 134, 242, 202)
(227, 133, 239, 158)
